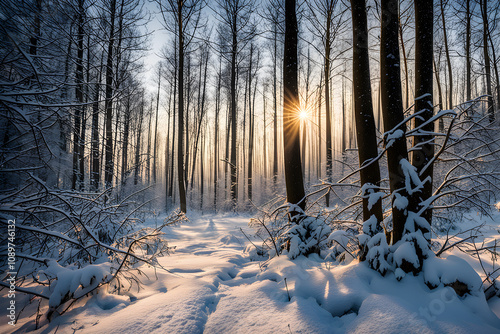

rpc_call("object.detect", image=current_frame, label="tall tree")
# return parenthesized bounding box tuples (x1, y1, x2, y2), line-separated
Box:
(90, 54, 103, 191)
(215, 0, 256, 209)
(134, 92, 145, 185)
(190, 42, 209, 191)
(72, 0, 85, 190)
(153, 63, 162, 184)
(481, 0, 494, 122)
(158, 0, 203, 213)
(283, 0, 305, 214)
(411, 0, 434, 229)
(103, 0, 117, 191)
(439, 0, 453, 109)
(263, 0, 284, 189)
(380, 0, 409, 243)
(465, 0, 472, 102)
(308, 0, 345, 207)
(350, 0, 383, 230)
(214, 53, 222, 208)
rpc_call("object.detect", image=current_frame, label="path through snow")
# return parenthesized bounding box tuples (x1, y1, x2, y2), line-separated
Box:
(7, 213, 500, 334)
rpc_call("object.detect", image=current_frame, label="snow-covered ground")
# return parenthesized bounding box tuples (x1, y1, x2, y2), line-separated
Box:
(4, 210, 500, 333)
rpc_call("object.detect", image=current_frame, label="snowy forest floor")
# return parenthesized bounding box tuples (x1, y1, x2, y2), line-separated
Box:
(5, 210, 500, 333)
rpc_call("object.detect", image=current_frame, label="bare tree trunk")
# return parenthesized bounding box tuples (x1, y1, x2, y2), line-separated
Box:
(146, 101, 152, 184)
(440, 0, 453, 109)
(29, 0, 42, 56)
(380, 0, 409, 243)
(317, 71, 323, 179)
(134, 95, 144, 185)
(398, 14, 409, 110)
(230, 26, 238, 209)
(302, 47, 311, 179)
(104, 0, 117, 190)
(341, 64, 346, 154)
(225, 100, 231, 196)
(165, 82, 173, 209)
(247, 44, 254, 202)
(214, 56, 222, 209)
(481, 0, 494, 122)
(121, 95, 130, 185)
(350, 0, 383, 227)
(242, 57, 248, 202)
(190, 47, 209, 190)
(263, 85, 268, 183)
(153, 65, 161, 184)
(200, 128, 205, 210)
(177, 0, 187, 213)
(113, 101, 120, 184)
(185, 55, 191, 186)
(434, 56, 444, 131)
(411, 0, 434, 229)
(487, 21, 500, 110)
(283, 0, 305, 214)
(466, 0, 472, 102)
(72, 0, 85, 191)
(91, 59, 103, 191)
(324, 21, 332, 207)
(169, 35, 178, 199)
(273, 23, 279, 187)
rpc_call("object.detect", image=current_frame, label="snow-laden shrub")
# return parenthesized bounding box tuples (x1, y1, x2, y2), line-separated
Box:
(248, 202, 332, 259)
(39, 261, 109, 318)
(358, 154, 433, 277)
(423, 256, 483, 297)
(0, 179, 185, 320)
(285, 214, 332, 259)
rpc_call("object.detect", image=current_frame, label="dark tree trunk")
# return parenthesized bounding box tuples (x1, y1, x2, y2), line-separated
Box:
(153, 66, 161, 184)
(214, 56, 222, 209)
(177, 0, 187, 213)
(487, 22, 500, 111)
(273, 23, 279, 187)
(350, 0, 383, 227)
(200, 130, 204, 210)
(317, 71, 322, 179)
(91, 59, 103, 191)
(324, 18, 332, 207)
(121, 95, 130, 186)
(146, 102, 152, 184)
(134, 95, 144, 185)
(104, 0, 117, 190)
(433, 57, 444, 131)
(481, 0, 494, 122)
(185, 55, 191, 185)
(440, 0, 453, 109)
(380, 0, 409, 243)
(247, 44, 254, 202)
(283, 0, 305, 214)
(169, 35, 178, 199)
(263, 86, 267, 182)
(341, 64, 346, 154)
(29, 0, 42, 56)
(466, 0, 472, 102)
(230, 24, 238, 209)
(72, 0, 85, 191)
(302, 47, 311, 178)
(411, 0, 434, 230)
(398, 16, 409, 110)
(165, 81, 173, 209)
(190, 48, 209, 190)
(225, 100, 231, 196)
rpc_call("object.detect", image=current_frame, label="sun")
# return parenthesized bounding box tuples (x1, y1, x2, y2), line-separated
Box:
(299, 109, 309, 121)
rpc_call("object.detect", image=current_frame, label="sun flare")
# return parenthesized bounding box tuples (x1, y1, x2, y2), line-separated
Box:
(299, 110, 309, 121)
